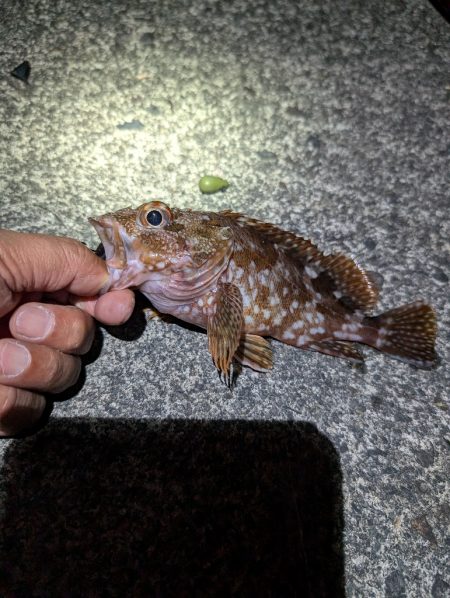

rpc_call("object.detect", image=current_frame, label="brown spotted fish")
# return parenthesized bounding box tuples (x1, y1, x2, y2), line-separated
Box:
(89, 201, 437, 383)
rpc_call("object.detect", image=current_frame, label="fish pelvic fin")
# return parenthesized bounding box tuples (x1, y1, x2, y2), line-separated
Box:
(368, 301, 437, 368)
(235, 334, 273, 371)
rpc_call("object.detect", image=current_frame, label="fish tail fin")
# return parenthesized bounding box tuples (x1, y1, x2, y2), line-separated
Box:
(368, 301, 437, 368)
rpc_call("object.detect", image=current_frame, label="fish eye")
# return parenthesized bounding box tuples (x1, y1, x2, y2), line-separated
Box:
(137, 201, 173, 228)
(146, 210, 163, 226)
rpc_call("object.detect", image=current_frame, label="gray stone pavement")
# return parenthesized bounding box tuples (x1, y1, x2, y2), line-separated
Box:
(0, 1, 449, 595)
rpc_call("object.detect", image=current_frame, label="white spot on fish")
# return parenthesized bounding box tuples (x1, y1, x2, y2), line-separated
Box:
(245, 314, 255, 326)
(273, 314, 283, 326)
(297, 334, 311, 345)
(156, 261, 166, 269)
(306, 312, 314, 323)
(292, 320, 304, 330)
(263, 309, 271, 320)
(260, 274, 269, 287)
(305, 266, 318, 278)
(334, 331, 347, 339)
(310, 326, 326, 335)
(270, 295, 280, 306)
(235, 267, 244, 280)
(283, 330, 295, 340)
(242, 293, 251, 308)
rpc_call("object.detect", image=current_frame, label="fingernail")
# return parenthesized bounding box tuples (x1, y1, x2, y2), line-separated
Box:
(15, 305, 55, 340)
(0, 341, 31, 376)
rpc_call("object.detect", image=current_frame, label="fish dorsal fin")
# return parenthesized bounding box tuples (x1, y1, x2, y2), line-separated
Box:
(221, 211, 379, 312)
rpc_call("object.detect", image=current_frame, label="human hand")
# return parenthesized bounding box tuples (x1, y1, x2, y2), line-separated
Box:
(0, 230, 135, 436)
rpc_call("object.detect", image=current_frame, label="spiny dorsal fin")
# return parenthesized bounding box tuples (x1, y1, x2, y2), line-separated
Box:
(221, 211, 379, 313)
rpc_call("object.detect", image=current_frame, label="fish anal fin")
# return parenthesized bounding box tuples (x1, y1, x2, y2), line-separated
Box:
(221, 211, 379, 312)
(309, 340, 364, 362)
(207, 283, 243, 382)
(235, 334, 273, 372)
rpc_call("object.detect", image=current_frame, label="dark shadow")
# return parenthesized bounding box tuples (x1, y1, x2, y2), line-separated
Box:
(103, 291, 148, 342)
(428, 0, 450, 23)
(0, 418, 345, 597)
(105, 291, 206, 342)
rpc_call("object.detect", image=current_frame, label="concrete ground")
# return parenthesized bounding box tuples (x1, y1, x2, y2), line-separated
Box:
(0, 0, 449, 595)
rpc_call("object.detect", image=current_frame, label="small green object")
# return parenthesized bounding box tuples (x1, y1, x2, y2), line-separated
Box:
(199, 175, 229, 194)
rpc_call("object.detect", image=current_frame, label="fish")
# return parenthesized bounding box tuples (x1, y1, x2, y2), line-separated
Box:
(89, 201, 437, 383)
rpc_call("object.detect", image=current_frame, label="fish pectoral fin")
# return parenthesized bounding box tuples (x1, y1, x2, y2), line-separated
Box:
(308, 340, 364, 362)
(235, 334, 273, 372)
(207, 283, 243, 380)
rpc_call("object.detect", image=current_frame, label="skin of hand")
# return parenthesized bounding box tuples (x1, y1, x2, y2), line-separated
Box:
(0, 230, 135, 437)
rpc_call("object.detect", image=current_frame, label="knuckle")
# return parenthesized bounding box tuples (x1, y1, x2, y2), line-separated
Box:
(69, 310, 95, 354)
(0, 385, 18, 422)
(46, 351, 81, 393)
(0, 384, 46, 436)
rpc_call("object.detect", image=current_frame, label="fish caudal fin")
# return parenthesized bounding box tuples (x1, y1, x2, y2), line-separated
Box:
(369, 302, 437, 368)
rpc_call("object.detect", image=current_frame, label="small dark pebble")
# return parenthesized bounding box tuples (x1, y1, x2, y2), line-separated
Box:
(370, 395, 383, 410)
(117, 119, 144, 130)
(413, 447, 435, 468)
(10, 60, 31, 83)
(140, 32, 155, 46)
(411, 514, 438, 545)
(432, 267, 448, 283)
(257, 150, 278, 161)
(285, 106, 307, 118)
(146, 105, 161, 115)
(385, 570, 406, 598)
(364, 237, 377, 250)
(305, 133, 322, 150)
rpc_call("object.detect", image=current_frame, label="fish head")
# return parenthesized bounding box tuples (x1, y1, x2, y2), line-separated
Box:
(89, 201, 233, 300)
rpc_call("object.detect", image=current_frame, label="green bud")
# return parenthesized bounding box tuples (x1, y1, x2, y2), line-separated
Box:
(199, 175, 229, 194)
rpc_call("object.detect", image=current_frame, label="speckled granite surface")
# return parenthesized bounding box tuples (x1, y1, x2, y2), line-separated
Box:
(0, 0, 449, 595)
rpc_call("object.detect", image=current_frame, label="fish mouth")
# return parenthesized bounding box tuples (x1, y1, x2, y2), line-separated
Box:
(88, 216, 127, 269)
(89, 214, 159, 294)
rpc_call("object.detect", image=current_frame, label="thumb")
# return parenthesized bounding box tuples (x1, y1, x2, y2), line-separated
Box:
(0, 230, 108, 317)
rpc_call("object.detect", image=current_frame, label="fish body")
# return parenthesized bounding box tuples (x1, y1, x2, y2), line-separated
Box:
(89, 201, 437, 381)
